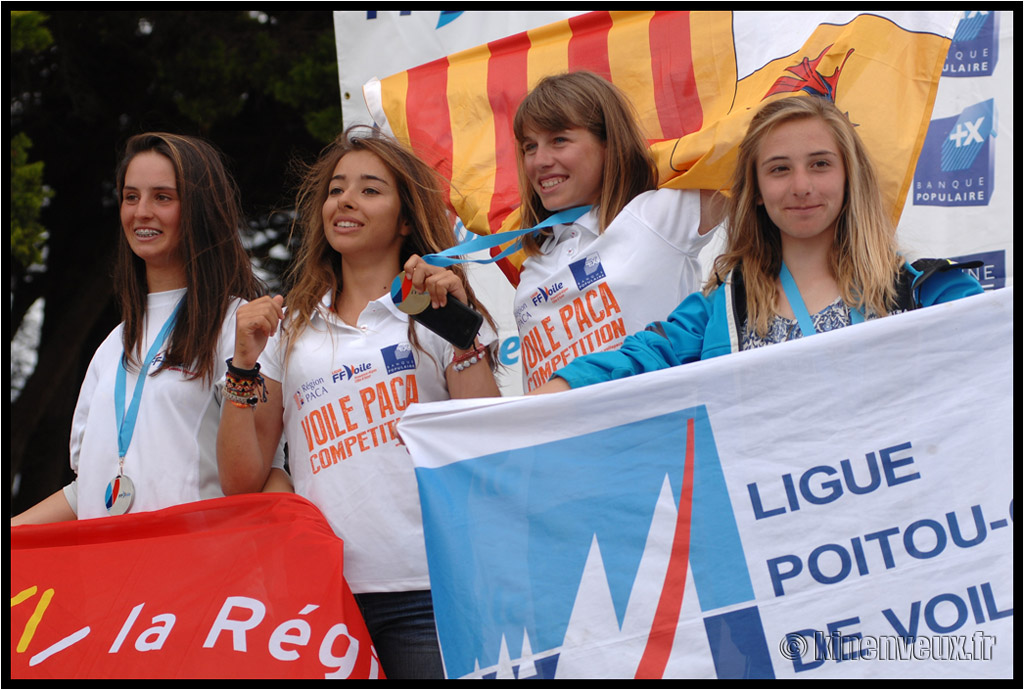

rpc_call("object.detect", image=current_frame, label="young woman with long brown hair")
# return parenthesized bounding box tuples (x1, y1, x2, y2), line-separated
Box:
(216, 126, 500, 679)
(12, 132, 270, 524)
(400, 71, 725, 393)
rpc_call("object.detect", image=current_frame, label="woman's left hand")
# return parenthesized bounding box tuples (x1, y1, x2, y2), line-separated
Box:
(403, 255, 468, 308)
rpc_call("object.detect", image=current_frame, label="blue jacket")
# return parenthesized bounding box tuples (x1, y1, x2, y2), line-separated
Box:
(555, 259, 985, 389)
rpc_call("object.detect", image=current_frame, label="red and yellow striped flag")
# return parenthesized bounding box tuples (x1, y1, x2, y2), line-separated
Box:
(373, 11, 954, 285)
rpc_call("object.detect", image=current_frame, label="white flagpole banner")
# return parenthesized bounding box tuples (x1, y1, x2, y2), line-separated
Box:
(398, 288, 1013, 679)
(333, 10, 586, 128)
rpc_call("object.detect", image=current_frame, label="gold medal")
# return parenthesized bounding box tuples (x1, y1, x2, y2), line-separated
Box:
(391, 273, 431, 315)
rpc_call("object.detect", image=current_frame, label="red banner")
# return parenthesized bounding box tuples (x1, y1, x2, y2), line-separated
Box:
(10, 494, 381, 679)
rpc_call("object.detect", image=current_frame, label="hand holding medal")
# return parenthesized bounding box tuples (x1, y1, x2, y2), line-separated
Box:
(391, 272, 433, 316)
(392, 257, 483, 351)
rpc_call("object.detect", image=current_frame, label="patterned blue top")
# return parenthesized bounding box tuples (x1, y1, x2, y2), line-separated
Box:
(742, 297, 886, 350)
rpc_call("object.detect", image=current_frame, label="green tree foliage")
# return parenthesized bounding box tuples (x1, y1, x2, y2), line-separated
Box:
(10, 132, 53, 268)
(9, 10, 343, 514)
(10, 12, 55, 269)
(10, 10, 54, 52)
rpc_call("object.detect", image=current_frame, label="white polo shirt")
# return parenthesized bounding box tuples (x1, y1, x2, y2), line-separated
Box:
(261, 293, 469, 593)
(514, 188, 711, 391)
(67, 289, 267, 518)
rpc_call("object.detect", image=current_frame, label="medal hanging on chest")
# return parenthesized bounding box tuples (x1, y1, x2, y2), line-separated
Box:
(105, 459, 136, 515)
(110, 299, 182, 516)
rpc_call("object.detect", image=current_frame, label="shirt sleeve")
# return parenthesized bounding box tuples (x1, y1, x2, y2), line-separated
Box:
(258, 320, 286, 385)
(625, 188, 711, 256)
(554, 288, 714, 388)
(65, 340, 107, 519)
(62, 480, 79, 516)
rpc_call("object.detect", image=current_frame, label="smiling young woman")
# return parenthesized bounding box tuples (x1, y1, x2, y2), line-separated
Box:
(120, 150, 185, 291)
(216, 126, 501, 680)
(320, 149, 409, 269)
(754, 116, 849, 317)
(11, 132, 269, 525)
(520, 125, 607, 212)
(501, 71, 726, 392)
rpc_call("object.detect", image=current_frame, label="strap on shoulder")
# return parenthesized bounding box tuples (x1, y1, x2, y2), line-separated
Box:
(896, 258, 983, 310)
(730, 265, 748, 332)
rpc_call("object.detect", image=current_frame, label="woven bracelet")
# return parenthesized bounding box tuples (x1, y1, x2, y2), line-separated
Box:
(225, 358, 268, 407)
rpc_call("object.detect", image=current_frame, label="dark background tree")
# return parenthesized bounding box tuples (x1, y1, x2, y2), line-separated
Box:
(9, 10, 343, 515)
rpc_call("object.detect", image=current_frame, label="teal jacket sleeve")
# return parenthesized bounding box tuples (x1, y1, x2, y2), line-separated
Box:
(917, 265, 985, 306)
(553, 288, 717, 389)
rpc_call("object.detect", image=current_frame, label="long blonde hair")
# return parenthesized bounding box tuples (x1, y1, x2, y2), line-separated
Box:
(513, 71, 658, 255)
(284, 126, 496, 360)
(707, 96, 902, 335)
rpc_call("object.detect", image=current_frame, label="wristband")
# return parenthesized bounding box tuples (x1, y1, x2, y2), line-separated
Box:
(225, 357, 267, 407)
(451, 344, 488, 372)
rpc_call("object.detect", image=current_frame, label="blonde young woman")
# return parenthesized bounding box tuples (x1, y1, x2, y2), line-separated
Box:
(534, 95, 983, 392)
(216, 126, 500, 679)
(12, 133, 270, 525)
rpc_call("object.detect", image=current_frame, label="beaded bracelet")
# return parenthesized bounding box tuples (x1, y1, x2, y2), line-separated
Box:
(451, 344, 488, 372)
(225, 358, 268, 408)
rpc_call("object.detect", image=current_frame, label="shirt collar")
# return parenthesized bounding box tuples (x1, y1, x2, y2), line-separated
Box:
(310, 290, 409, 327)
(540, 205, 601, 252)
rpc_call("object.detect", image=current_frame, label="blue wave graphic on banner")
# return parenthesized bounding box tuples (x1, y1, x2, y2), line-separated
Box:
(415, 405, 759, 678)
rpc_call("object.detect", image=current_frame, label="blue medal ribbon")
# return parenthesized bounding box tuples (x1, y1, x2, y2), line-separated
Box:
(779, 262, 863, 338)
(392, 205, 592, 309)
(115, 298, 183, 462)
(419, 205, 592, 268)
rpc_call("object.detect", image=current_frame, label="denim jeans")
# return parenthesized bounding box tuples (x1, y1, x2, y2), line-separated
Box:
(354, 589, 445, 679)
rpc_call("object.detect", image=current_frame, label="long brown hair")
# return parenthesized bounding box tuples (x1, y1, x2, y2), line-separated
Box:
(114, 132, 262, 382)
(284, 125, 497, 361)
(513, 71, 658, 255)
(707, 96, 902, 335)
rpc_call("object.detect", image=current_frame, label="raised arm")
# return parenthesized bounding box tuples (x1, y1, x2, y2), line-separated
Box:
(698, 189, 727, 236)
(217, 296, 286, 495)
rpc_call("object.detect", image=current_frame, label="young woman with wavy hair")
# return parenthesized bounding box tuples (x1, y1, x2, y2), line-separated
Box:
(217, 126, 500, 679)
(710, 95, 905, 337)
